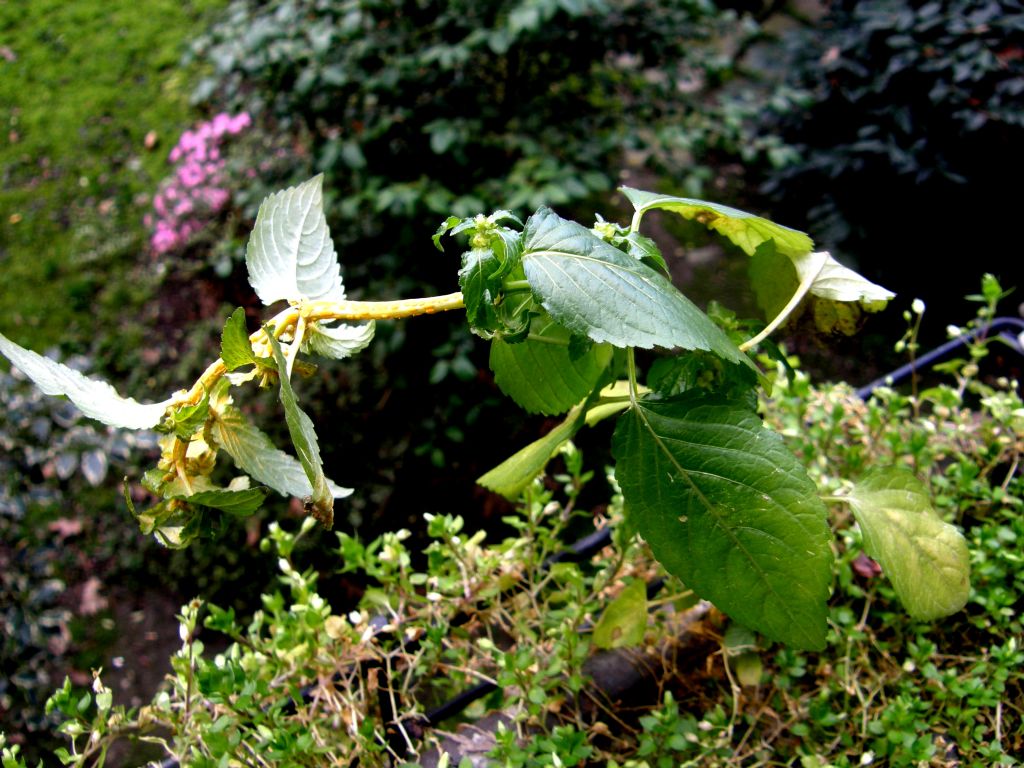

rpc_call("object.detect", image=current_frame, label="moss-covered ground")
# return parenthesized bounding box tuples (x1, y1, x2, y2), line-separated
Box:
(0, 0, 225, 353)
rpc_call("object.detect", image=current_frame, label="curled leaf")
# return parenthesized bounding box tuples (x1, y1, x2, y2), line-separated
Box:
(0, 331, 172, 429)
(793, 251, 895, 307)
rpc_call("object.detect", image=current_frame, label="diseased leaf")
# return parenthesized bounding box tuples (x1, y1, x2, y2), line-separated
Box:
(478, 402, 586, 500)
(621, 186, 814, 258)
(521, 208, 756, 372)
(593, 579, 648, 650)
(266, 333, 334, 528)
(845, 468, 970, 621)
(490, 316, 613, 415)
(0, 331, 172, 430)
(612, 392, 833, 649)
(209, 404, 351, 502)
(303, 320, 375, 360)
(245, 175, 346, 306)
(793, 251, 895, 307)
(221, 307, 257, 371)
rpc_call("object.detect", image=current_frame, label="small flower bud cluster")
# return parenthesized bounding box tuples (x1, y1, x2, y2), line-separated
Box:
(146, 112, 251, 255)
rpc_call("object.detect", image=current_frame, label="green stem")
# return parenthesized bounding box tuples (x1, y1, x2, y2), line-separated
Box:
(525, 333, 569, 346)
(738, 254, 826, 353)
(502, 280, 533, 293)
(629, 209, 645, 234)
(626, 348, 639, 405)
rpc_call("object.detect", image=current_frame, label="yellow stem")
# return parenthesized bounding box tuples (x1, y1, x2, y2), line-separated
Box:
(300, 291, 465, 322)
(171, 437, 193, 494)
(178, 292, 466, 406)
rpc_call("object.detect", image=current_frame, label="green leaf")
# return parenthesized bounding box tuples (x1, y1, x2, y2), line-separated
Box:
(245, 175, 347, 306)
(0, 331, 172, 429)
(209, 404, 351, 503)
(793, 251, 895, 307)
(221, 307, 257, 371)
(302, 320, 375, 360)
(748, 242, 797, 322)
(612, 392, 833, 649)
(478, 402, 586, 500)
(521, 208, 755, 372)
(433, 215, 462, 251)
(624, 231, 668, 274)
(593, 579, 647, 650)
(266, 333, 335, 528)
(181, 487, 270, 517)
(490, 316, 613, 415)
(459, 247, 503, 330)
(168, 392, 210, 440)
(845, 468, 970, 621)
(621, 186, 814, 258)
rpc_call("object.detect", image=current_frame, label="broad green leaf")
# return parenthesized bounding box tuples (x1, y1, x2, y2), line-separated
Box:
(748, 242, 796, 322)
(647, 352, 758, 400)
(490, 316, 613, 415)
(245, 175, 347, 306)
(478, 402, 586, 500)
(209, 404, 351, 503)
(303, 320, 375, 360)
(182, 487, 270, 517)
(0, 331, 172, 430)
(621, 186, 814, 258)
(593, 579, 648, 650)
(845, 468, 970, 621)
(221, 307, 257, 371)
(612, 392, 833, 649)
(521, 208, 755, 371)
(793, 251, 895, 307)
(266, 334, 335, 528)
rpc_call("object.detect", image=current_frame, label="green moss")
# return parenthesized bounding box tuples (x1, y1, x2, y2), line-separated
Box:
(0, 0, 226, 351)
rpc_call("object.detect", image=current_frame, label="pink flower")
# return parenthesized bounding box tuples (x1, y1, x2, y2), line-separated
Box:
(178, 162, 205, 188)
(203, 187, 230, 210)
(211, 113, 233, 136)
(228, 112, 251, 134)
(173, 199, 194, 217)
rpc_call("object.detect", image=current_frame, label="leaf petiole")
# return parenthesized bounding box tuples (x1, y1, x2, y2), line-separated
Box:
(502, 280, 533, 294)
(738, 252, 827, 352)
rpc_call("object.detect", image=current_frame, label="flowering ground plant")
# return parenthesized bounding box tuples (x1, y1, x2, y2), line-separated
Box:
(146, 112, 251, 257)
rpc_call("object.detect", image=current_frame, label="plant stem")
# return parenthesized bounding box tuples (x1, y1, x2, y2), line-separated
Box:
(739, 255, 826, 352)
(502, 280, 533, 293)
(626, 349, 639, 405)
(179, 292, 466, 406)
(301, 291, 465, 322)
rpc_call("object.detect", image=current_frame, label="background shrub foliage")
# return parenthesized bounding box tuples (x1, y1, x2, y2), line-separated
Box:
(750, 0, 1024, 326)
(186, 0, 747, 284)
(177, 0, 759, 533)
